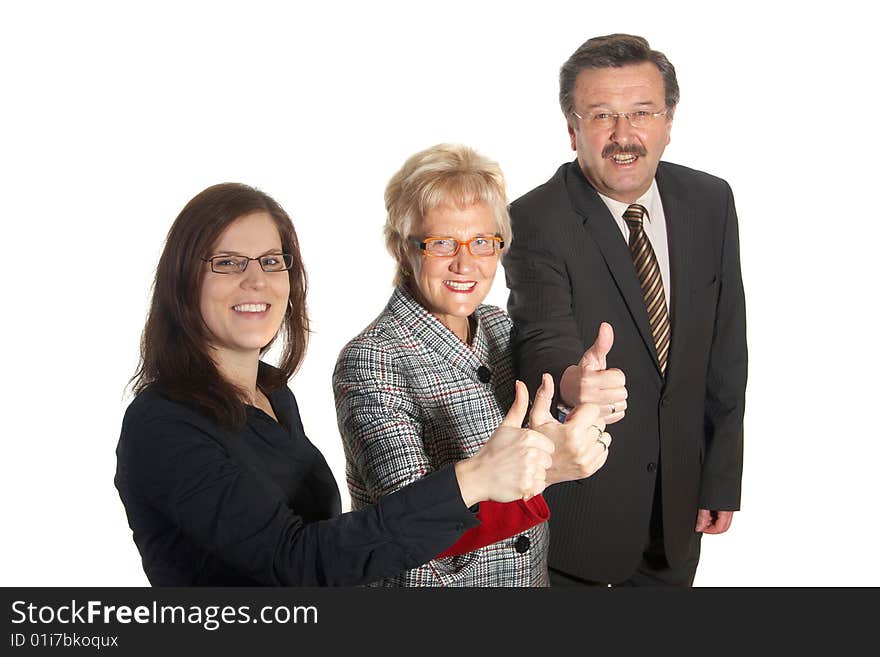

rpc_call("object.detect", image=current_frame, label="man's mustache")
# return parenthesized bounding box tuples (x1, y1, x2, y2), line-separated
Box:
(602, 144, 647, 159)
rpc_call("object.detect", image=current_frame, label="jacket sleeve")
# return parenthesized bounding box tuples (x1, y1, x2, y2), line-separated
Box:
(505, 201, 586, 403)
(699, 182, 747, 510)
(117, 410, 478, 587)
(333, 338, 543, 583)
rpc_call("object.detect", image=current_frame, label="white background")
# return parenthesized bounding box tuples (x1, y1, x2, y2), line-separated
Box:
(2, 0, 877, 587)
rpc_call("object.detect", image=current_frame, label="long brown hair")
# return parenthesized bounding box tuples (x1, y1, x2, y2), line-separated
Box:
(131, 183, 309, 427)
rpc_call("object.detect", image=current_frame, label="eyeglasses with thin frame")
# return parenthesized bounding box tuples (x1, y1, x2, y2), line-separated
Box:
(409, 235, 504, 257)
(201, 253, 294, 274)
(571, 108, 668, 130)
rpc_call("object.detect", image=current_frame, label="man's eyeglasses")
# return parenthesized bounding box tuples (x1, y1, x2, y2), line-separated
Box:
(409, 236, 504, 258)
(202, 253, 294, 274)
(571, 109, 668, 130)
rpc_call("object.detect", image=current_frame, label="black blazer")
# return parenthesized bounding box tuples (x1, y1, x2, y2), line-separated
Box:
(505, 160, 747, 583)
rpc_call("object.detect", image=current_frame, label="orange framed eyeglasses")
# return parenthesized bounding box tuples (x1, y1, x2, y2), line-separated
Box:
(409, 235, 504, 257)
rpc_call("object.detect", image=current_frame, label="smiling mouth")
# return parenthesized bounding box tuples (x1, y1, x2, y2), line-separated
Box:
(602, 143, 647, 166)
(444, 281, 477, 292)
(232, 303, 269, 313)
(610, 153, 639, 165)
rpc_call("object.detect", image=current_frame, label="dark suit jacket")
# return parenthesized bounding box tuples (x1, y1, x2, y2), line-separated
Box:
(505, 160, 747, 583)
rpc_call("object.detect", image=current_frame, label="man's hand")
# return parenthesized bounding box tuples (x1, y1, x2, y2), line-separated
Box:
(559, 322, 627, 424)
(695, 509, 735, 534)
(529, 373, 610, 486)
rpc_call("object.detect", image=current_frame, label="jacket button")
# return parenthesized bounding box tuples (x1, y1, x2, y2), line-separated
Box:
(647, 462, 656, 473)
(514, 535, 531, 553)
(477, 366, 492, 383)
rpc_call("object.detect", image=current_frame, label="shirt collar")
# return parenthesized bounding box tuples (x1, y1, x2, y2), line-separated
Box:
(597, 179, 661, 223)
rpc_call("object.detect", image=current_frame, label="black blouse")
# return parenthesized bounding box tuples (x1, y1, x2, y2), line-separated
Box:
(115, 383, 477, 586)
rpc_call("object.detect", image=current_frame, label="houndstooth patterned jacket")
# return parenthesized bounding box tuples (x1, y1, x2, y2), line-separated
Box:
(333, 284, 549, 587)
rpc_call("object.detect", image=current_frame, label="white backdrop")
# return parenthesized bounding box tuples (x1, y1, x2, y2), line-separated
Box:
(2, 0, 877, 586)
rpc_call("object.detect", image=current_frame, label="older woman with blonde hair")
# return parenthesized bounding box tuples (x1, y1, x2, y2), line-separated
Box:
(333, 144, 623, 586)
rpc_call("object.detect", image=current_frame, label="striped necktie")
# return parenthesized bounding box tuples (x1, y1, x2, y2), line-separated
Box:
(623, 204, 670, 375)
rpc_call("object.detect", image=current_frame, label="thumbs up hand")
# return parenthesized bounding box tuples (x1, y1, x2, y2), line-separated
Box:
(559, 322, 628, 424)
(529, 373, 611, 486)
(456, 381, 556, 506)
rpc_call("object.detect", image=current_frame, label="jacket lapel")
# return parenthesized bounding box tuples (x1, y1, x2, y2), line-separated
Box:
(655, 164, 694, 386)
(563, 162, 661, 374)
(387, 285, 485, 379)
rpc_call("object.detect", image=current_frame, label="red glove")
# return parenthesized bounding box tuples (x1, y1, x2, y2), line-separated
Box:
(437, 495, 550, 558)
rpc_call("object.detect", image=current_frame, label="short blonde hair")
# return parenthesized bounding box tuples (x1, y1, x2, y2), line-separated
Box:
(384, 143, 512, 286)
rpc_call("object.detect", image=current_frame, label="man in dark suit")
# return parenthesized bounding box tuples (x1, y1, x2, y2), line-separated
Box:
(505, 34, 747, 586)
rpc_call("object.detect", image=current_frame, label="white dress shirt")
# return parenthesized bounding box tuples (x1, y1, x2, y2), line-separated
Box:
(597, 179, 672, 311)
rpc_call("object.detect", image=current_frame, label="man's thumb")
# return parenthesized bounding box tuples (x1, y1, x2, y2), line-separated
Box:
(579, 322, 614, 371)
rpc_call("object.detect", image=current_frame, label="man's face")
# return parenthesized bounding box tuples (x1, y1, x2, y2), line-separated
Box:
(568, 62, 673, 203)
